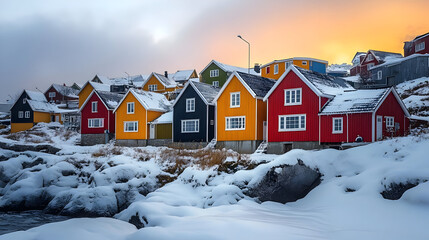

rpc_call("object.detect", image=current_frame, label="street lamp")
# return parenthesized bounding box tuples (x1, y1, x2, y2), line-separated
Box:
(237, 35, 250, 73)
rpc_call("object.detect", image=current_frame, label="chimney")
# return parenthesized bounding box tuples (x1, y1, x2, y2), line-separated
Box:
(164, 71, 168, 78)
(254, 63, 261, 73)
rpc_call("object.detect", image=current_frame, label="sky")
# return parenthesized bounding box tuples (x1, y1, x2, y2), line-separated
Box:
(1, 0, 429, 102)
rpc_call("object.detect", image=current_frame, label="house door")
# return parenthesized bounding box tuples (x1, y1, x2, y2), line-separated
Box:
(150, 124, 155, 139)
(376, 115, 383, 140)
(263, 121, 267, 141)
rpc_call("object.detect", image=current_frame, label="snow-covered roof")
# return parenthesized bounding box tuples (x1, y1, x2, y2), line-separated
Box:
(412, 32, 429, 41)
(114, 89, 170, 113)
(200, 60, 260, 76)
(327, 64, 352, 73)
(371, 54, 429, 69)
(296, 67, 354, 96)
(191, 81, 220, 104)
(320, 88, 389, 114)
(342, 75, 361, 83)
(369, 50, 402, 62)
(50, 84, 80, 98)
(351, 52, 366, 64)
(260, 57, 328, 68)
(25, 90, 47, 102)
(97, 91, 124, 110)
(236, 72, 275, 98)
(89, 82, 111, 92)
(150, 111, 173, 124)
(141, 72, 177, 89)
(169, 70, 196, 82)
(27, 99, 71, 114)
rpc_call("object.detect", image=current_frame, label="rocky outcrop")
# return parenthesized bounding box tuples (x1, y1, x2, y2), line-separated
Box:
(381, 181, 420, 200)
(0, 142, 60, 154)
(248, 160, 321, 204)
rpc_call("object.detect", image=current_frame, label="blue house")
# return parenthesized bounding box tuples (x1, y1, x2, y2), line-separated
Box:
(172, 81, 219, 144)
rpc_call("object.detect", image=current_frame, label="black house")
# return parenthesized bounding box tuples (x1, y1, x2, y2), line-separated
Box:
(173, 81, 219, 143)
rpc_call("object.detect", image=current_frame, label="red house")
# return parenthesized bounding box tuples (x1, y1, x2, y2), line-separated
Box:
(263, 66, 410, 154)
(44, 84, 79, 104)
(350, 50, 402, 77)
(79, 90, 123, 145)
(263, 66, 354, 153)
(404, 32, 429, 57)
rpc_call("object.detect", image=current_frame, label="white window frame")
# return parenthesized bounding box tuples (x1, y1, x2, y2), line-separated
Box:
(186, 98, 195, 112)
(385, 116, 394, 128)
(415, 42, 425, 52)
(91, 101, 98, 113)
(285, 61, 291, 69)
(148, 84, 157, 92)
(88, 118, 104, 128)
(48, 92, 56, 98)
(127, 102, 135, 114)
(210, 69, 219, 77)
(332, 117, 343, 134)
(181, 119, 199, 133)
(284, 88, 302, 106)
(23, 98, 27, 104)
(212, 81, 219, 88)
(225, 116, 246, 131)
(302, 61, 307, 66)
(25, 111, 30, 118)
(124, 121, 138, 132)
(18, 111, 23, 118)
(278, 114, 306, 132)
(377, 70, 382, 80)
(274, 64, 279, 74)
(230, 92, 240, 108)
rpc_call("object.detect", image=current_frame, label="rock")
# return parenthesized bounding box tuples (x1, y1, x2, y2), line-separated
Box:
(381, 181, 419, 200)
(22, 157, 44, 169)
(128, 213, 148, 229)
(0, 189, 53, 211)
(0, 142, 61, 154)
(248, 162, 321, 204)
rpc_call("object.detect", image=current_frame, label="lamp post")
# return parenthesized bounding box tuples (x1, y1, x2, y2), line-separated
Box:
(237, 35, 250, 73)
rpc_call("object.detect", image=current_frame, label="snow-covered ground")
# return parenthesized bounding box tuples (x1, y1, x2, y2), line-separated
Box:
(0, 122, 429, 239)
(396, 77, 429, 117)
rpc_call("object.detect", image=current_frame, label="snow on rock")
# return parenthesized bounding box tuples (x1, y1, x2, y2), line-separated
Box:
(396, 77, 429, 117)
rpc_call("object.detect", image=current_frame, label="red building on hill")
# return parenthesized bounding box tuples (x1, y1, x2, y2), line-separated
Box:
(404, 32, 429, 57)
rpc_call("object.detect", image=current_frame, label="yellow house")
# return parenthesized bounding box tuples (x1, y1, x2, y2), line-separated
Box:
(10, 90, 65, 133)
(141, 72, 180, 98)
(114, 89, 171, 146)
(78, 78, 111, 108)
(214, 72, 275, 153)
(261, 57, 328, 80)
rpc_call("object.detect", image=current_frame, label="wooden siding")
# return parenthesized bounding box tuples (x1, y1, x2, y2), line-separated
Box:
(267, 71, 322, 142)
(10, 92, 33, 124)
(216, 76, 257, 141)
(201, 62, 229, 87)
(45, 86, 78, 104)
(11, 123, 34, 133)
(375, 92, 410, 139)
(115, 93, 148, 140)
(142, 75, 176, 94)
(78, 84, 94, 108)
(155, 123, 172, 139)
(292, 60, 310, 69)
(320, 113, 372, 143)
(80, 93, 115, 134)
(261, 62, 286, 80)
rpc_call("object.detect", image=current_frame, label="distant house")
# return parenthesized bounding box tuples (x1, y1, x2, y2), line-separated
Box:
(44, 84, 79, 105)
(78, 79, 111, 108)
(263, 66, 354, 154)
(10, 90, 68, 133)
(261, 57, 328, 80)
(404, 32, 429, 57)
(349, 52, 366, 76)
(140, 72, 181, 99)
(350, 50, 402, 78)
(172, 81, 219, 144)
(214, 72, 275, 153)
(113, 89, 171, 146)
(79, 90, 123, 145)
(168, 70, 199, 86)
(369, 54, 429, 87)
(200, 60, 259, 88)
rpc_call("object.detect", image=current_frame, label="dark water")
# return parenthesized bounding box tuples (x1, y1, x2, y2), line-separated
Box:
(0, 211, 70, 235)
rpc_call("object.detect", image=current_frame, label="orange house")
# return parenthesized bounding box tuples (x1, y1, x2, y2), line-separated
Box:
(141, 72, 180, 99)
(214, 72, 275, 153)
(261, 57, 328, 80)
(78, 79, 111, 108)
(114, 89, 171, 146)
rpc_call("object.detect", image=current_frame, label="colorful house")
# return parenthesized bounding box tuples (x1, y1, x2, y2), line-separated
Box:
(214, 71, 275, 153)
(78, 80, 111, 108)
(167, 69, 199, 86)
(113, 89, 171, 146)
(140, 72, 180, 97)
(404, 32, 429, 57)
(44, 84, 79, 104)
(260, 57, 328, 80)
(350, 50, 402, 78)
(263, 66, 354, 154)
(172, 81, 219, 145)
(10, 90, 67, 133)
(148, 111, 173, 145)
(319, 88, 410, 144)
(200, 60, 260, 88)
(78, 90, 123, 145)
(350, 52, 366, 76)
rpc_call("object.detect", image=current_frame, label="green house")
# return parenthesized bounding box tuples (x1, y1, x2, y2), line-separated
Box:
(200, 60, 259, 88)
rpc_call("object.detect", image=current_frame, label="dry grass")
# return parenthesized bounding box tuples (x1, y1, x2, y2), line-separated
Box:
(91, 146, 123, 158)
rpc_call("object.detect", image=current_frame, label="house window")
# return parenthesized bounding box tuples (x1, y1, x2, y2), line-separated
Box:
(23, 98, 27, 104)
(18, 111, 23, 118)
(377, 70, 382, 80)
(284, 88, 302, 105)
(332, 117, 343, 134)
(225, 116, 245, 130)
(25, 111, 30, 118)
(302, 61, 307, 66)
(285, 62, 291, 69)
(210, 119, 214, 125)
(149, 85, 157, 91)
(181, 119, 199, 133)
(279, 114, 306, 131)
(230, 92, 240, 108)
(367, 54, 373, 61)
(416, 42, 425, 52)
(212, 81, 219, 88)
(274, 64, 279, 74)
(186, 98, 195, 112)
(91, 101, 98, 113)
(88, 118, 104, 128)
(124, 121, 138, 132)
(266, 66, 270, 74)
(127, 102, 135, 114)
(48, 92, 56, 98)
(367, 63, 375, 70)
(210, 69, 219, 77)
(385, 116, 394, 128)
